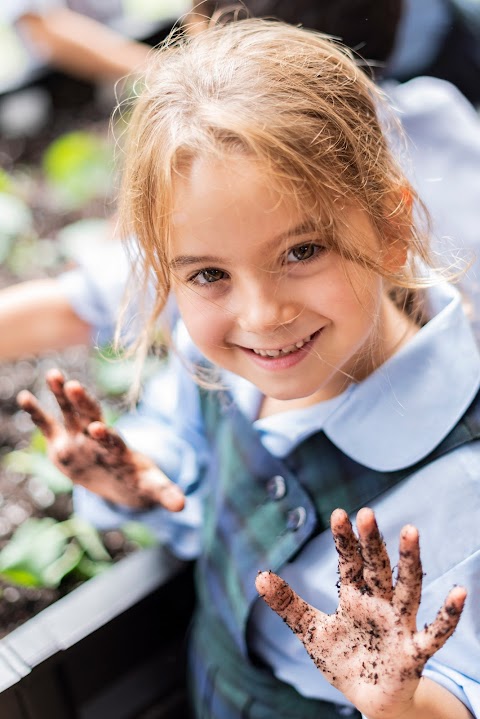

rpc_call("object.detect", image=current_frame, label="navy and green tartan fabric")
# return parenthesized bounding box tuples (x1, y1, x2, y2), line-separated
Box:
(189, 605, 361, 719)
(189, 386, 480, 718)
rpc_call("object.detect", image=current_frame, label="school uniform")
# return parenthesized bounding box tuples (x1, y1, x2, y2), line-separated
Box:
(75, 281, 480, 718)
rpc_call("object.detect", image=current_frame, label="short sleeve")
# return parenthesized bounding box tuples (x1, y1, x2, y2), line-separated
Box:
(56, 237, 132, 346)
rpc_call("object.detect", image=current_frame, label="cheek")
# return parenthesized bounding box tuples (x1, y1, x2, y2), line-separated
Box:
(174, 289, 231, 350)
(315, 272, 382, 350)
(327, 266, 382, 321)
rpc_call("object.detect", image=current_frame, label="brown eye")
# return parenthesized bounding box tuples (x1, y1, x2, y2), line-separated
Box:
(194, 268, 227, 284)
(288, 243, 319, 262)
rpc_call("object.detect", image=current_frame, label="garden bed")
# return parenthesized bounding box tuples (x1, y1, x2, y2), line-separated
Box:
(0, 70, 123, 636)
(0, 68, 194, 717)
(0, 545, 194, 719)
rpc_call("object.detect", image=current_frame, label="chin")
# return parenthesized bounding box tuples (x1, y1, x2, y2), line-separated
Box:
(262, 385, 319, 402)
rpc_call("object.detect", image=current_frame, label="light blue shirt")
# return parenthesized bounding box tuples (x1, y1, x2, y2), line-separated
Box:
(74, 282, 480, 716)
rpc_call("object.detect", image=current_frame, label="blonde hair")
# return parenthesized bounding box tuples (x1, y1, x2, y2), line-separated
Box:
(117, 18, 440, 362)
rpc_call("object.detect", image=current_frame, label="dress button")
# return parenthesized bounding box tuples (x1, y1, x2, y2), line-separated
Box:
(266, 475, 287, 500)
(286, 506, 306, 531)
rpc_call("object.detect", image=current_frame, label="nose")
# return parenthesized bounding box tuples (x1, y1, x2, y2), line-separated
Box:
(236, 278, 299, 334)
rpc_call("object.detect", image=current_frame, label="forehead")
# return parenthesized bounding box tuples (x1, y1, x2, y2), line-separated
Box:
(171, 154, 305, 251)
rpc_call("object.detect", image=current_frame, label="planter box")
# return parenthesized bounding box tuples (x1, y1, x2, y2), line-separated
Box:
(0, 546, 194, 718)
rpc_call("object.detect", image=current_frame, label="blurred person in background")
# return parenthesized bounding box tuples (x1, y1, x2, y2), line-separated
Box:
(387, 0, 480, 106)
(1, 1, 191, 86)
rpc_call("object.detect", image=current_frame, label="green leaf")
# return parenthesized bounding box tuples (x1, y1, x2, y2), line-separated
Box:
(3, 450, 73, 494)
(0, 569, 40, 587)
(76, 556, 112, 580)
(42, 131, 114, 210)
(29, 429, 48, 454)
(0, 169, 13, 194)
(93, 352, 159, 396)
(0, 518, 69, 588)
(60, 517, 111, 561)
(41, 541, 84, 588)
(121, 521, 157, 548)
(0, 517, 114, 589)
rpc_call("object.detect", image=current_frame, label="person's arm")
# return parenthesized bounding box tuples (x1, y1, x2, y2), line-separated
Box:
(0, 278, 91, 360)
(256, 508, 473, 719)
(17, 8, 151, 82)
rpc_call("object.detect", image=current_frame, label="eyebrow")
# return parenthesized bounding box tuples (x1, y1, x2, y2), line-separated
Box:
(170, 221, 316, 269)
(171, 253, 225, 268)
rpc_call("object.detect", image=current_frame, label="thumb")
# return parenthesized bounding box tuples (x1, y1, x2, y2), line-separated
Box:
(255, 571, 324, 640)
(137, 465, 185, 512)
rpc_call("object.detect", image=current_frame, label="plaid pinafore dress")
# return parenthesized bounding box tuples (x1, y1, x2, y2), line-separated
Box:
(188, 388, 480, 719)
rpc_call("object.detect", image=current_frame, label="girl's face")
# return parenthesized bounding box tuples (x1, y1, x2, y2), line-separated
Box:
(169, 155, 411, 410)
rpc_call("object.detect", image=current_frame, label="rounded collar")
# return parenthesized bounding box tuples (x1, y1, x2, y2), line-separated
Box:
(323, 283, 480, 470)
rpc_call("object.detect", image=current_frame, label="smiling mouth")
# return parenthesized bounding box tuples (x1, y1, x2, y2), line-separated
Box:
(250, 331, 319, 358)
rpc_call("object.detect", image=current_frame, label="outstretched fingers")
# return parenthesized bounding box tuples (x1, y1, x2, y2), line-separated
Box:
(392, 524, 423, 622)
(356, 508, 393, 600)
(47, 369, 102, 431)
(17, 390, 56, 439)
(64, 379, 103, 424)
(46, 369, 80, 431)
(330, 508, 364, 591)
(414, 586, 466, 659)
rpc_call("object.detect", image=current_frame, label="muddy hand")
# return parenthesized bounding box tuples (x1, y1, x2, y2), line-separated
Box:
(256, 508, 466, 719)
(17, 369, 184, 511)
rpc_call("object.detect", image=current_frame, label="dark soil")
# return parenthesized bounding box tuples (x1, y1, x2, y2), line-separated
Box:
(0, 72, 134, 638)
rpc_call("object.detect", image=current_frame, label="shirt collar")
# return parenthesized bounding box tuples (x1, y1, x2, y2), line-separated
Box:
(225, 283, 480, 471)
(324, 283, 480, 470)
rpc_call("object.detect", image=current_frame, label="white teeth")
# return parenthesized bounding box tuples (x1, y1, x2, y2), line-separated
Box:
(252, 334, 312, 357)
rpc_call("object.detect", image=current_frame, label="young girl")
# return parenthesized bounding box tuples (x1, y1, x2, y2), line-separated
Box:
(18, 19, 479, 719)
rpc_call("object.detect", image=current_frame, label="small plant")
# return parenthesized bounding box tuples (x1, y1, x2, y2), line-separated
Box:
(93, 342, 162, 396)
(1, 427, 157, 592)
(0, 516, 112, 589)
(4, 430, 73, 495)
